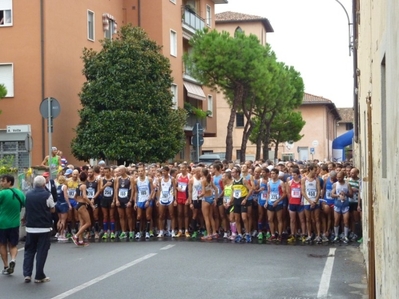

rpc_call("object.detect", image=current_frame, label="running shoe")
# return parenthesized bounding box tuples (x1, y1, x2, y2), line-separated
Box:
(287, 235, 296, 243)
(351, 233, 358, 242)
(135, 232, 141, 240)
(234, 234, 243, 243)
(7, 261, 15, 274)
(102, 232, 109, 239)
(315, 236, 322, 244)
(119, 232, 127, 239)
(34, 277, 50, 283)
(2, 268, 9, 275)
(223, 232, 228, 239)
(175, 231, 182, 238)
(165, 230, 171, 237)
(269, 235, 277, 242)
(322, 235, 329, 243)
(185, 231, 191, 238)
(357, 237, 363, 243)
(24, 276, 31, 283)
(305, 236, 312, 243)
(342, 236, 349, 244)
(202, 230, 207, 237)
(110, 232, 116, 239)
(245, 234, 252, 243)
(229, 233, 236, 241)
(171, 231, 176, 238)
(94, 232, 100, 240)
(201, 235, 212, 241)
(257, 232, 264, 240)
(265, 232, 271, 239)
(129, 232, 134, 239)
(66, 233, 72, 239)
(145, 232, 150, 239)
(149, 230, 154, 238)
(72, 235, 79, 246)
(332, 236, 339, 243)
(251, 230, 257, 237)
(277, 236, 282, 243)
(57, 236, 68, 242)
(55, 233, 59, 238)
(157, 232, 164, 238)
(301, 235, 307, 243)
(191, 231, 198, 239)
(211, 233, 218, 239)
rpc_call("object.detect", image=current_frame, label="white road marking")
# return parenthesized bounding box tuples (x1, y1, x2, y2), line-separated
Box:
(317, 248, 336, 298)
(51, 253, 157, 299)
(160, 244, 175, 250)
(17, 248, 24, 252)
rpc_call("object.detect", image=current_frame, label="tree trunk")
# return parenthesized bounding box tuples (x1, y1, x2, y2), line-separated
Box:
(274, 141, 280, 160)
(240, 119, 255, 162)
(225, 86, 243, 161)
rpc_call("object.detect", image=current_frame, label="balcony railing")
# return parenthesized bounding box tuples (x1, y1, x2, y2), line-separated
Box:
(185, 114, 207, 132)
(182, 7, 205, 32)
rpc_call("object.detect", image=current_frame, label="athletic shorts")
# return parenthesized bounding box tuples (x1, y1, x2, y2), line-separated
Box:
(258, 199, 267, 208)
(100, 197, 113, 209)
(288, 204, 304, 213)
(217, 197, 223, 207)
(349, 202, 358, 212)
(267, 204, 283, 212)
(304, 204, 320, 211)
(204, 196, 214, 205)
(56, 202, 69, 214)
(117, 198, 129, 209)
(69, 199, 77, 209)
(0, 227, 20, 247)
(176, 197, 188, 205)
(159, 199, 174, 206)
(321, 200, 334, 209)
(192, 200, 202, 210)
(75, 202, 86, 211)
(137, 200, 154, 210)
(226, 205, 234, 214)
(334, 204, 350, 214)
(233, 197, 248, 214)
(282, 197, 288, 207)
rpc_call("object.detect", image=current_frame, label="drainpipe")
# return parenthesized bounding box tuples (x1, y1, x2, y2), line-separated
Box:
(40, 0, 45, 158)
(352, 0, 359, 143)
(138, 0, 141, 26)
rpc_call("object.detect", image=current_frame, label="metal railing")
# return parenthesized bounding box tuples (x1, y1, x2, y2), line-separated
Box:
(182, 7, 205, 32)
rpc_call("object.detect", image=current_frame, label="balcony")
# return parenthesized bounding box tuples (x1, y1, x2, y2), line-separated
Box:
(184, 113, 207, 132)
(182, 7, 205, 34)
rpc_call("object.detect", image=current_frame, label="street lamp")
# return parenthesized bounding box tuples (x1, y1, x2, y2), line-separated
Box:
(334, 0, 358, 143)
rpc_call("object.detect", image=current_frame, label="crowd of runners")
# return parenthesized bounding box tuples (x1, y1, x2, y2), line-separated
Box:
(46, 159, 362, 247)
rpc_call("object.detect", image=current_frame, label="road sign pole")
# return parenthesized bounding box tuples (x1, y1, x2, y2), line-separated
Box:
(47, 97, 53, 180)
(196, 123, 200, 162)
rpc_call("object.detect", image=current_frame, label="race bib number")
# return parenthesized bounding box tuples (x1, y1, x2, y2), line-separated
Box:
(67, 189, 76, 198)
(178, 183, 187, 192)
(270, 192, 279, 202)
(87, 187, 95, 198)
(162, 191, 169, 198)
(326, 190, 332, 199)
(261, 191, 267, 200)
(104, 187, 113, 197)
(307, 189, 317, 199)
(233, 189, 241, 198)
(118, 188, 128, 198)
(140, 190, 148, 196)
(291, 188, 301, 198)
(223, 196, 230, 203)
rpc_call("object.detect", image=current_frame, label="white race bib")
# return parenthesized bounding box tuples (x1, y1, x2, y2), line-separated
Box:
(67, 189, 76, 198)
(291, 188, 301, 198)
(104, 187, 113, 197)
(270, 192, 279, 202)
(118, 188, 128, 198)
(178, 182, 187, 192)
(307, 189, 317, 200)
(87, 187, 95, 198)
(326, 190, 332, 199)
(233, 189, 242, 198)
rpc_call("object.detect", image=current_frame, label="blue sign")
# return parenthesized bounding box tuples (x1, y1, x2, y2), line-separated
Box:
(310, 147, 315, 155)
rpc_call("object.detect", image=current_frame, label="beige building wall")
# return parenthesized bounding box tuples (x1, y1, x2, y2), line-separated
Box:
(357, 0, 399, 297)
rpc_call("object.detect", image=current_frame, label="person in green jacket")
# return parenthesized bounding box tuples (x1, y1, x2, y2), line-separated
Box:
(0, 174, 26, 275)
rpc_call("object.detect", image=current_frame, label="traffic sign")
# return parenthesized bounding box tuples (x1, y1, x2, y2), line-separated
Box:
(312, 140, 319, 147)
(192, 135, 204, 147)
(192, 122, 204, 136)
(40, 97, 61, 119)
(310, 147, 315, 155)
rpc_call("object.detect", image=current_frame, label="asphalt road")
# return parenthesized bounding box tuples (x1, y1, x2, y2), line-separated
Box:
(0, 238, 368, 299)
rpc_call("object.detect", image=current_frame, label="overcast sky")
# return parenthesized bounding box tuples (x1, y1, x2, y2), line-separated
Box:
(215, 0, 354, 108)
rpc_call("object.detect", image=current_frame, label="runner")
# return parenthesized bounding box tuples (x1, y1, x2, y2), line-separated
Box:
(200, 168, 218, 240)
(65, 170, 80, 238)
(212, 163, 225, 237)
(256, 167, 270, 241)
(134, 167, 154, 240)
(55, 176, 71, 241)
(115, 166, 135, 240)
(175, 163, 190, 237)
(98, 166, 116, 239)
(86, 168, 101, 239)
(156, 166, 176, 238)
(221, 169, 233, 239)
(348, 167, 361, 241)
(321, 171, 337, 241)
(188, 167, 203, 239)
(40, 146, 61, 178)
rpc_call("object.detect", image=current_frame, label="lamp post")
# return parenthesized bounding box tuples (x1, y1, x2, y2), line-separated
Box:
(334, 0, 358, 144)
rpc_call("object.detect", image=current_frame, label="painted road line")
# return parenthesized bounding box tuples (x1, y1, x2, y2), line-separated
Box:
(51, 253, 157, 299)
(160, 244, 176, 250)
(317, 248, 336, 298)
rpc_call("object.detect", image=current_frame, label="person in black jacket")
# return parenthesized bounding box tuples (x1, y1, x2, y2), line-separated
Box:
(22, 176, 55, 283)
(43, 172, 58, 236)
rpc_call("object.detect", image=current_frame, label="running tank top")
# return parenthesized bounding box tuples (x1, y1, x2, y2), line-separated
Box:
(289, 180, 302, 205)
(213, 174, 223, 198)
(268, 180, 283, 205)
(324, 177, 334, 204)
(159, 177, 173, 204)
(66, 180, 78, 199)
(259, 178, 268, 202)
(334, 181, 350, 208)
(117, 176, 131, 200)
(86, 179, 98, 199)
(223, 183, 233, 203)
(232, 178, 248, 199)
(192, 177, 202, 200)
(303, 178, 317, 205)
(177, 175, 189, 200)
(75, 184, 83, 197)
(102, 178, 114, 198)
(136, 177, 150, 202)
(348, 178, 359, 203)
(57, 185, 66, 204)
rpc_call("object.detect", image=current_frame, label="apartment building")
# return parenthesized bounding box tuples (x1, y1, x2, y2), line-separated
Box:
(0, 0, 226, 168)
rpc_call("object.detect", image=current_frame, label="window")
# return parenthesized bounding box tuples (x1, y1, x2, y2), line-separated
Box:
(170, 0, 176, 3)
(0, 63, 14, 97)
(206, 5, 211, 27)
(234, 26, 243, 36)
(345, 123, 353, 130)
(171, 84, 178, 109)
(0, 0, 12, 26)
(236, 112, 244, 127)
(103, 13, 117, 39)
(170, 30, 177, 57)
(87, 10, 95, 41)
(207, 95, 213, 117)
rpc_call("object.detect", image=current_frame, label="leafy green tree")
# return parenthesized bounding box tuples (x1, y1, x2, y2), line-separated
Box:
(185, 29, 267, 161)
(71, 25, 187, 163)
(0, 84, 6, 99)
